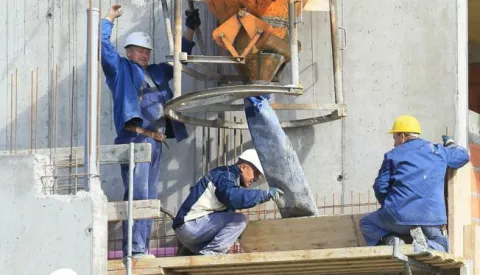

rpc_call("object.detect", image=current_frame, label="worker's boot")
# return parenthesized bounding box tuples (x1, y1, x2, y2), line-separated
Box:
(410, 226, 428, 249)
(176, 242, 200, 256)
(121, 253, 155, 267)
(132, 253, 155, 259)
(381, 234, 405, 246)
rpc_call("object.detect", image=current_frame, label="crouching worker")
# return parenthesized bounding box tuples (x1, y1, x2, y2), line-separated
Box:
(360, 115, 469, 252)
(173, 149, 284, 255)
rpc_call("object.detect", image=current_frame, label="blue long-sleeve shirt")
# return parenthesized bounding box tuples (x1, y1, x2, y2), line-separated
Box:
(374, 138, 469, 226)
(101, 19, 194, 142)
(172, 165, 269, 229)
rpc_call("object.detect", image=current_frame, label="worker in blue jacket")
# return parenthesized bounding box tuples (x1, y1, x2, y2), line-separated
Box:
(173, 149, 284, 255)
(101, 4, 201, 259)
(360, 115, 469, 252)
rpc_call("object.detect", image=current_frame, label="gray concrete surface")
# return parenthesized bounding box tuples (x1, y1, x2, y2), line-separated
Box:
(0, 155, 107, 274)
(0, 0, 466, 242)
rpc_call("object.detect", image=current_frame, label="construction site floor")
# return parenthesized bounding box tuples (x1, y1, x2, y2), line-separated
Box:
(107, 245, 466, 275)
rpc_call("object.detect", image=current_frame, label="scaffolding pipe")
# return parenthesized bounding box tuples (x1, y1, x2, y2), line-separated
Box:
(173, 0, 183, 98)
(329, 0, 343, 104)
(126, 142, 135, 275)
(161, 0, 174, 55)
(288, 0, 299, 86)
(84, 8, 100, 191)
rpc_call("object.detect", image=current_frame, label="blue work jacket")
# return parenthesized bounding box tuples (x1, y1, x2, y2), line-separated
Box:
(101, 19, 194, 143)
(374, 138, 469, 226)
(172, 165, 269, 230)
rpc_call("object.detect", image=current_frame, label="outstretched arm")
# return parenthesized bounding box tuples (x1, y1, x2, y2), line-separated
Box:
(442, 135, 470, 169)
(215, 175, 269, 210)
(160, 9, 199, 80)
(101, 5, 124, 78)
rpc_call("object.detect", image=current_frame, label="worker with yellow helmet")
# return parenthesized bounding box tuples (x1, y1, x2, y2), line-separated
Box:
(359, 115, 469, 252)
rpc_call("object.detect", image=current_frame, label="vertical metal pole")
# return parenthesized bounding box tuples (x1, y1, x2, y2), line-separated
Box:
(288, 0, 299, 86)
(455, 0, 468, 148)
(161, 0, 174, 55)
(329, 0, 344, 104)
(127, 142, 135, 275)
(84, 8, 100, 191)
(173, 0, 183, 98)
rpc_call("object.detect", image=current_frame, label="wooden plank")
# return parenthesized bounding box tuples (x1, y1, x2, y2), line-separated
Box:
(464, 224, 480, 275)
(174, 261, 404, 274)
(108, 246, 413, 271)
(107, 245, 465, 275)
(448, 163, 473, 257)
(238, 214, 367, 253)
(0, 143, 151, 164)
(107, 200, 161, 222)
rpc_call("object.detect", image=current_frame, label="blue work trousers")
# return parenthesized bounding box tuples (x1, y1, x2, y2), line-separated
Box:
(360, 211, 448, 252)
(120, 135, 163, 256)
(174, 212, 248, 255)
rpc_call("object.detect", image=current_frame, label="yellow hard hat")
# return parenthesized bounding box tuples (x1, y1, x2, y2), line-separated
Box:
(388, 115, 422, 134)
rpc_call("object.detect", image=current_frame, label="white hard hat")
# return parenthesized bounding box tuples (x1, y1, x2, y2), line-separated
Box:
(238, 149, 264, 175)
(50, 268, 78, 275)
(124, 31, 154, 50)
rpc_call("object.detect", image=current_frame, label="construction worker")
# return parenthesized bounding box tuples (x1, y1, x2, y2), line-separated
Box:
(360, 115, 469, 252)
(172, 149, 284, 255)
(101, 4, 201, 259)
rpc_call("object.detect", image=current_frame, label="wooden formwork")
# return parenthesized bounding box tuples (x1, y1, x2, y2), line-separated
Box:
(107, 214, 471, 275)
(107, 245, 466, 275)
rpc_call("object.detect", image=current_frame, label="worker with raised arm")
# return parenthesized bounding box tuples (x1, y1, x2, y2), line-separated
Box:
(360, 115, 469, 252)
(101, 4, 201, 259)
(173, 149, 284, 255)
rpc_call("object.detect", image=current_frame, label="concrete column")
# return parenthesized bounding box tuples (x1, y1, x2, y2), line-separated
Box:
(0, 155, 107, 274)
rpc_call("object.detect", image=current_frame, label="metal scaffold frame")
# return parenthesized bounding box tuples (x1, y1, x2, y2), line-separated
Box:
(161, 0, 347, 129)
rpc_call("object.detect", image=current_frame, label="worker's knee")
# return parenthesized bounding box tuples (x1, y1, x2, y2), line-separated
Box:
(359, 215, 371, 230)
(233, 213, 248, 228)
(359, 212, 382, 235)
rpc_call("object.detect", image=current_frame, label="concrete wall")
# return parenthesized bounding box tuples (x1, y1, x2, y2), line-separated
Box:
(0, 0, 464, 232)
(0, 155, 107, 274)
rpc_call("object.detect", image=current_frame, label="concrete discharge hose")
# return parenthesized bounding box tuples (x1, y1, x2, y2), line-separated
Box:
(244, 96, 319, 217)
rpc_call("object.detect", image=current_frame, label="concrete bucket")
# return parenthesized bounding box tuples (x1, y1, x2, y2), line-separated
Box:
(205, 0, 309, 82)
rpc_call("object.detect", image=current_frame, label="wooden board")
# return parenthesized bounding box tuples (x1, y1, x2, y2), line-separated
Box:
(107, 245, 466, 275)
(238, 214, 366, 253)
(448, 162, 473, 257)
(107, 200, 161, 222)
(0, 143, 152, 165)
(464, 224, 480, 275)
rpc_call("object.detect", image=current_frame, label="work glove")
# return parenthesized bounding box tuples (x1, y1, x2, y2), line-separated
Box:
(185, 9, 201, 30)
(106, 4, 124, 21)
(267, 187, 284, 202)
(442, 135, 455, 147)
